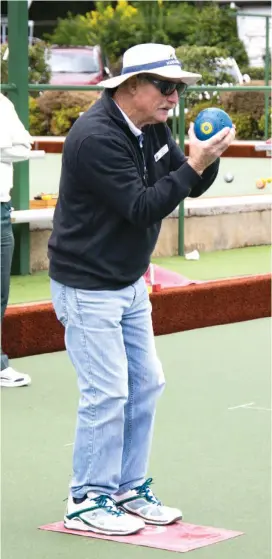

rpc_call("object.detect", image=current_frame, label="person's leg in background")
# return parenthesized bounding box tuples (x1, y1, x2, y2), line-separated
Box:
(114, 276, 182, 524)
(0, 202, 31, 387)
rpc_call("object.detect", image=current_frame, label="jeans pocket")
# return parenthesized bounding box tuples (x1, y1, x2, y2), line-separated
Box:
(50, 279, 68, 326)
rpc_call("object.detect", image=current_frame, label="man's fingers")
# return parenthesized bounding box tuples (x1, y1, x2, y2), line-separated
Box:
(188, 122, 195, 140)
(207, 127, 231, 145)
(229, 127, 236, 141)
(221, 127, 236, 147)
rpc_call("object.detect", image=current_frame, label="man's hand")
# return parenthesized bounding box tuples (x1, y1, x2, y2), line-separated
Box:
(187, 122, 236, 175)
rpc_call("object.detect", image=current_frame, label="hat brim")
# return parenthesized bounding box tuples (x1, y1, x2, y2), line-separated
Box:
(99, 66, 202, 88)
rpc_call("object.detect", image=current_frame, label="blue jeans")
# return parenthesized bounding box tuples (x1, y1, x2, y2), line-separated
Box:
(1, 202, 14, 371)
(51, 277, 165, 498)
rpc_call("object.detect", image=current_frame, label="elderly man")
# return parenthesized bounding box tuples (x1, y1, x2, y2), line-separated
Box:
(48, 43, 235, 536)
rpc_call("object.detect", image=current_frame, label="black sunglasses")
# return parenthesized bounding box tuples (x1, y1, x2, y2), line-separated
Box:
(141, 74, 188, 96)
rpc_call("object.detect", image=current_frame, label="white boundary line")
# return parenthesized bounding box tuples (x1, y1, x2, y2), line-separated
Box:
(228, 402, 271, 412)
(228, 402, 255, 410)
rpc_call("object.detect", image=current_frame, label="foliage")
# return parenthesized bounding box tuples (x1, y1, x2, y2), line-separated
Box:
(44, 12, 95, 46)
(46, 1, 248, 67)
(219, 90, 270, 121)
(28, 96, 49, 135)
(27, 87, 269, 140)
(37, 90, 99, 117)
(28, 90, 99, 135)
(47, 1, 143, 63)
(132, 1, 168, 44)
(176, 45, 231, 86)
(0, 41, 51, 85)
(88, 1, 142, 62)
(258, 110, 272, 138)
(165, 3, 248, 67)
(240, 66, 271, 81)
(230, 113, 259, 140)
(164, 2, 198, 48)
(28, 41, 51, 84)
(50, 106, 85, 135)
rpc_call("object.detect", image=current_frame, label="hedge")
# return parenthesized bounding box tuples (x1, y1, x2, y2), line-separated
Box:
(29, 89, 271, 140)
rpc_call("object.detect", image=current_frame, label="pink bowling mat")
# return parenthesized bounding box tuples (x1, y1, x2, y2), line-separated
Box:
(144, 264, 202, 289)
(39, 520, 243, 553)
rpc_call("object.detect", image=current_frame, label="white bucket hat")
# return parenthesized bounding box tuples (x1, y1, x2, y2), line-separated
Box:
(100, 43, 202, 88)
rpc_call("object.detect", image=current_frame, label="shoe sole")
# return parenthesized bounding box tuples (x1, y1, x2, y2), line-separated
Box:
(0, 380, 31, 387)
(64, 517, 144, 536)
(120, 507, 182, 525)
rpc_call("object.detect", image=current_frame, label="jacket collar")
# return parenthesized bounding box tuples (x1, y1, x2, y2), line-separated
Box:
(101, 90, 149, 139)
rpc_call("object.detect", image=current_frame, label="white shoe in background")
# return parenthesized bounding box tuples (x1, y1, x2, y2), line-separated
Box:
(0, 367, 31, 387)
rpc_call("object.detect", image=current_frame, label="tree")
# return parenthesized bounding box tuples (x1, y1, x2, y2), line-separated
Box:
(132, 1, 168, 44)
(0, 41, 51, 86)
(45, 12, 95, 46)
(46, 1, 248, 67)
(165, 2, 248, 66)
(47, 1, 143, 63)
(175, 45, 231, 86)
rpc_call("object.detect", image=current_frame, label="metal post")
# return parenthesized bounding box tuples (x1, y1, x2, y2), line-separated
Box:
(8, 0, 30, 275)
(178, 96, 185, 256)
(264, 15, 270, 139)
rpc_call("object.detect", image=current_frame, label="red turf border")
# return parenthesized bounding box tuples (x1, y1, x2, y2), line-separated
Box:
(2, 274, 271, 359)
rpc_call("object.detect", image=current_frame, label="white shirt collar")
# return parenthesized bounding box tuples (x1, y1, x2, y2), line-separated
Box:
(114, 101, 142, 137)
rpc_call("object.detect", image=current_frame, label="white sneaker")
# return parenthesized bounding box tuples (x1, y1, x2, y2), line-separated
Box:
(0, 367, 31, 388)
(64, 493, 145, 535)
(115, 478, 182, 525)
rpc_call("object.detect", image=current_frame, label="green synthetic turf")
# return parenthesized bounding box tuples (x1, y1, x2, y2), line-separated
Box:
(8, 246, 271, 304)
(1, 318, 271, 559)
(152, 245, 271, 280)
(29, 154, 272, 199)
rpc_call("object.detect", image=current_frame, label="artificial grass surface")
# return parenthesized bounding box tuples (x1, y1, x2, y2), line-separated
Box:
(2, 319, 271, 559)
(152, 245, 271, 280)
(9, 246, 271, 305)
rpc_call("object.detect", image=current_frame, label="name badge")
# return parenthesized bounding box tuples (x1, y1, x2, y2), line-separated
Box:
(154, 144, 169, 162)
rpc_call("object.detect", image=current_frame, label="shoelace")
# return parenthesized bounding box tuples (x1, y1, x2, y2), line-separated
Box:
(135, 478, 162, 505)
(94, 495, 124, 517)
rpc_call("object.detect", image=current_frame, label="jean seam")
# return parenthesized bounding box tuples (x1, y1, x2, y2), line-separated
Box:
(74, 288, 96, 485)
(122, 372, 134, 468)
(60, 284, 68, 326)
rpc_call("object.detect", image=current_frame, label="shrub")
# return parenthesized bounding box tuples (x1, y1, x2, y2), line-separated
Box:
(175, 45, 230, 86)
(47, 1, 142, 64)
(258, 110, 272, 138)
(37, 90, 100, 117)
(29, 96, 49, 136)
(165, 3, 248, 66)
(0, 41, 51, 86)
(241, 66, 269, 81)
(50, 106, 85, 136)
(36, 90, 100, 136)
(45, 12, 95, 46)
(230, 113, 258, 140)
(219, 90, 270, 121)
(28, 90, 100, 136)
